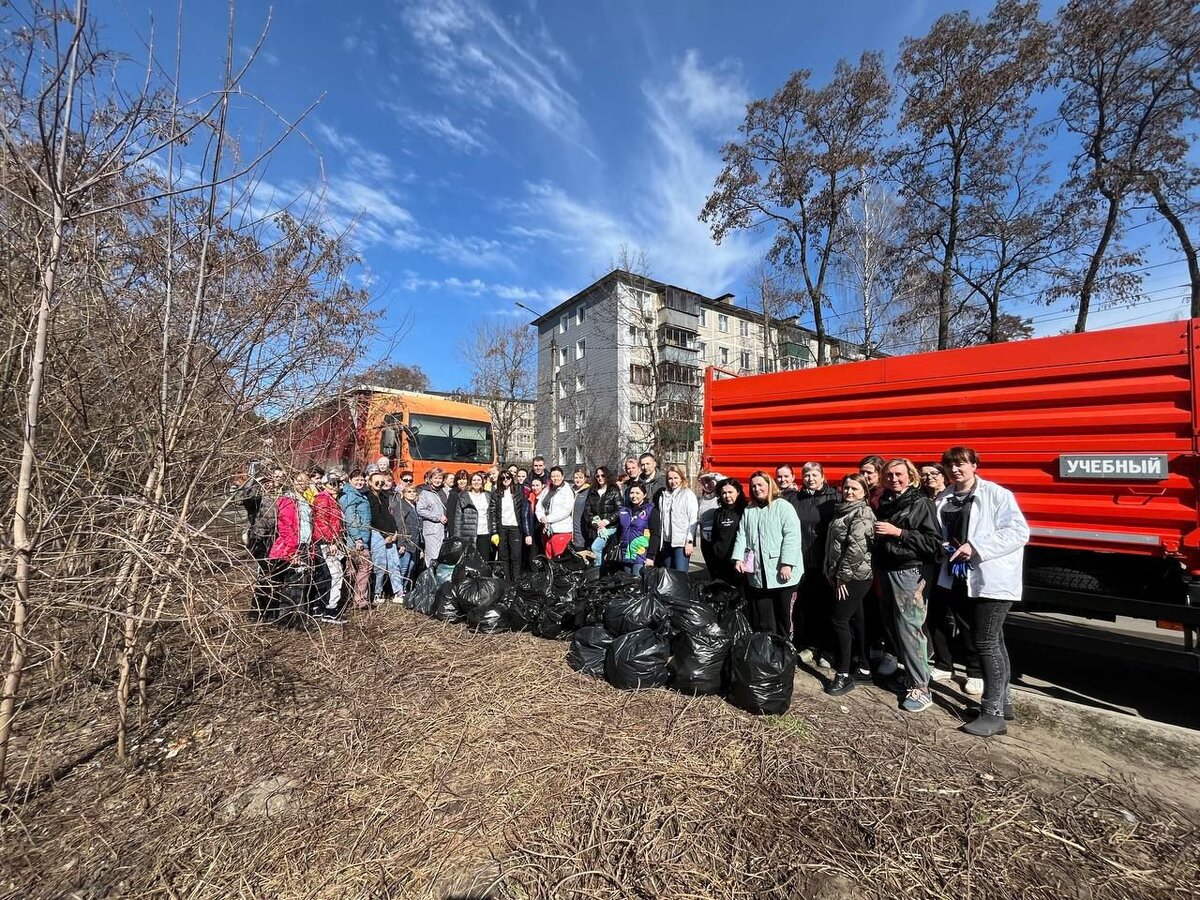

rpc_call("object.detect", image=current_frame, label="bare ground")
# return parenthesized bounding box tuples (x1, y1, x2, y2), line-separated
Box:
(1, 606, 1198, 900)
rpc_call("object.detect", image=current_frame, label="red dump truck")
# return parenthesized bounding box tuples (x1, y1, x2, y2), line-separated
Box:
(703, 319, 1200, 671)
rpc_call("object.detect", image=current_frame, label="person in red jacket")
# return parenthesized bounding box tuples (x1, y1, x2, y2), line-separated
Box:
(311, 474, 346, 623)
(267, 470, 313, 625)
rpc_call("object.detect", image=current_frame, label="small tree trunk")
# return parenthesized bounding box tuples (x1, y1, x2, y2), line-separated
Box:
(1148, 182, 1200, 318)
(1075, 194, 1121, 333)
(0, 0, 85, 787)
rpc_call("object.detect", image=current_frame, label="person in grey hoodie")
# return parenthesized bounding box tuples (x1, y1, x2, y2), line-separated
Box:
(570, 468, 592, 550)
(696, 471, 724, 570)
(416, 468, 448, 565)
(823, 473, 877, 696)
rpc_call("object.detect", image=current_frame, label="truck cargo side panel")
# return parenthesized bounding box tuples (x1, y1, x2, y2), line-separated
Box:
(704, 321, 1200, 569)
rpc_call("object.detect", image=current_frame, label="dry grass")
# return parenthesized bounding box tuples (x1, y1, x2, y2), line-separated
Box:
(1, 606, 1197, 900)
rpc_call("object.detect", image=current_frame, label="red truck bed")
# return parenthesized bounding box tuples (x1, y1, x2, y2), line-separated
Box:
(704, 320, 1200, 573)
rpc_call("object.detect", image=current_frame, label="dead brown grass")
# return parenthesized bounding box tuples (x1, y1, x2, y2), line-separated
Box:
(1, 607, 1196, 900)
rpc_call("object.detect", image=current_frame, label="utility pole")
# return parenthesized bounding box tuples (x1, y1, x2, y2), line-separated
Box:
(514, 300, 554, 463)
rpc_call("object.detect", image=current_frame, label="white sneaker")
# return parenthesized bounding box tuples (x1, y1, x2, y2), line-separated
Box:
(930, 667, 953, 683)
(877, 654, 898, 676)
(964, 677, 984, 696)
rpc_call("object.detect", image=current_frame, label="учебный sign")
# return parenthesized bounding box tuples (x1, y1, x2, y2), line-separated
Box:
(1058, 454, 1169, 481)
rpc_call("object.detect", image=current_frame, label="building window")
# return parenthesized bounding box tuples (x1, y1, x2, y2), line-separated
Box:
(630, 402, 652, 423)
(699, 308, 707, 327)
(575, 373, 584, 392)
(740, 320, 749, 338)
(758, 355, 766, 373)
(740, 350, 751, 370)
(559, 313, 568, 334)
(630, 364, 653, 386)
(558, 447, 569, 466)
(557, 379, 566, 400)
(576, 305, 586, 325)
(557, 414, 566, 434)
(720, 347, 729, 365)
(558, 347, 568, 367)
(576, 408, 586, 428)
(698, 341, 706, 358)
(718, 314, 729, 333)
(575, 339, 586, 360)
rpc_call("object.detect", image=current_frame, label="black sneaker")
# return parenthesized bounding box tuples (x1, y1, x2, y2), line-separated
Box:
(824, 673, 856, 696)
(961, 713, 1007, 737)
(1004, 701, 1015, 722)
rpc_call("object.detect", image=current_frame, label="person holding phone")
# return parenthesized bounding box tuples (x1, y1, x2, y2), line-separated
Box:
(935, 446, 1030, 737)
(732, 471, 802, 637)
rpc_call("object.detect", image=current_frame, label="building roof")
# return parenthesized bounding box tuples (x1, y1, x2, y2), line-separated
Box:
(526, 269, 726, 327)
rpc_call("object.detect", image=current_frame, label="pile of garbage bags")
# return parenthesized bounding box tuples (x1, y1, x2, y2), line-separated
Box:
(404, 539, 796, 716)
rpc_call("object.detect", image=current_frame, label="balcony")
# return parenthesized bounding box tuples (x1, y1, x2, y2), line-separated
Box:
(657, 304, 700, 332)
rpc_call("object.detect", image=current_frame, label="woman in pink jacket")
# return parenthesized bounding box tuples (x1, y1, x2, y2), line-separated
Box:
(267, 471, 313, 624)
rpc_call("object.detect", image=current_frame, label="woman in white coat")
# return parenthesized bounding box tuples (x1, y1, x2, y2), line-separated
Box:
(935, 446, 1030, 737)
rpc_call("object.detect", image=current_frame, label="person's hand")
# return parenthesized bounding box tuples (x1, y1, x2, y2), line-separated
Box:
(440, 515, 447, 524)
(779, 564, 792, 582)
(397, 545, 407, 555)
(643, 558, 655, 568)
(684, 540, 694, 558)
(949, 541, 974, 563)
(734, 560, 745, 574)
(836, 581, 849, 601)
(598, 519, 608, 530)
(384, 534, 395, 545)
(874, 521, 902, 538)
(524, 535, 532, 546)
(355, 539, 364, 551)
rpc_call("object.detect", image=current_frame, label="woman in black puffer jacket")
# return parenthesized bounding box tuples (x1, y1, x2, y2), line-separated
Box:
(874, 457, 942, 714)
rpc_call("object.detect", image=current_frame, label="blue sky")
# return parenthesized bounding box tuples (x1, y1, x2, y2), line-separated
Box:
(97, 0, 1193, 390)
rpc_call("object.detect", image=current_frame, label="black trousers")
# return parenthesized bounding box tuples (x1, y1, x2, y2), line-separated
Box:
(795, 571, 834, 653)
(925, 584, 958, 672)
(498, 525, 523, 580)
(946, 578, 983, 678)
(831, 579, 871, 675)
(746, 585, 796, 639)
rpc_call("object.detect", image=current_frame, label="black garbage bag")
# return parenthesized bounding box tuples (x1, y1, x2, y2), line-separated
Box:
(573, 583, 610, 627)
(605, 629, 671, 690)
(728, 632, 796, 715)
(438, 538, 467, 566)
(534, 596, 579, 640)
(405, 569, 439, 616)
(454, 577, 508, 612)
(659, 589, 719, 636)
(528, 554, 551, 573)
(643, 567, 693, 605)
(566, 624, 612, 677)
(603, 590, 668, 636)
(671, 622, 731, 695)
(516, 568, 554, 598)
(720, 607, 753, 647)
(466, 602, 510, 634)
(432, 581, 465, 622)
(554, 549, 590, 574)
(696, 580, 743, 616)
(452, 547, 489, 585)
(505, 588, 544, 632)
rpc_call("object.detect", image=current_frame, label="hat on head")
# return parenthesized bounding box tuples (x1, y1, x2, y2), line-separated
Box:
(365, 463, 381, 476)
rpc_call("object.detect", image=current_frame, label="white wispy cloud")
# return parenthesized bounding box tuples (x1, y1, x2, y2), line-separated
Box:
(509, 50, 763, 295)
(398, 0, 586, 143)
(389, 108, 489, 154)
(401, 274, 566, 307)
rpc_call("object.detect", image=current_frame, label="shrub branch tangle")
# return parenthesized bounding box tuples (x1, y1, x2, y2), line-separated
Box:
(0, 0, 374, 789)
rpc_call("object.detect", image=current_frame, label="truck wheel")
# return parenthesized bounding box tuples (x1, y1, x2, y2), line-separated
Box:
(1024, 566, 1104, 593)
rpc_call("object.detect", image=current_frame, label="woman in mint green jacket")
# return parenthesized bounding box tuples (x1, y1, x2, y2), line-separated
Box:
(733, 471, 803, 637)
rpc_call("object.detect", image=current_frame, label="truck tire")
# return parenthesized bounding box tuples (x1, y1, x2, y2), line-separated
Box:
(1024, 566, 1104, 593)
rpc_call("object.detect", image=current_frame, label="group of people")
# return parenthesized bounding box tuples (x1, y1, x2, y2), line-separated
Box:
(239, 444, 1028, 738)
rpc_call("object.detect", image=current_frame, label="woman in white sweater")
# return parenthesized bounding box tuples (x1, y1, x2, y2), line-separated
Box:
(536, 466, 576, 558)
(647, 465, 699, 572)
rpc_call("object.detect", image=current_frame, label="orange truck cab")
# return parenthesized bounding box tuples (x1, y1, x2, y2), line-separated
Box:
(283, 387, 496, 483)
(703, 320, 1200, 671)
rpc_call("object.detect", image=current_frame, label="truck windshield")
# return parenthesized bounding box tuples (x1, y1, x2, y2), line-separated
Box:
(408, 414, 494, 464)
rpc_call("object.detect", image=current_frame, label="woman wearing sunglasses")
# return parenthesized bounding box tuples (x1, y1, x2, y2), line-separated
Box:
(582, 465, 620, 569)
(494, 470, 530, 579)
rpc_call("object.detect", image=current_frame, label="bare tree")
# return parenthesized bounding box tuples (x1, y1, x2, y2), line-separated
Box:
(459, 320, 535, 463)
(703, 53, 892, 364)
(838, 174, 904, 356)
(893, 0, 1051, 349)
(0, 1, 373, 787)
(1056, 0, 1200, 327)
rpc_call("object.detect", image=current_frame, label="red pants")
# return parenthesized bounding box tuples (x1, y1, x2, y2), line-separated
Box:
(544, 532, 572, 558)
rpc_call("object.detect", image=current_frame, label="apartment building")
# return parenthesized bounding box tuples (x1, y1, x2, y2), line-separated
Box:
(528, 270, 866, 475)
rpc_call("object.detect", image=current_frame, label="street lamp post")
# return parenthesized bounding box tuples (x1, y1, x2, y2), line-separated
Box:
(514, 301, 555, 466)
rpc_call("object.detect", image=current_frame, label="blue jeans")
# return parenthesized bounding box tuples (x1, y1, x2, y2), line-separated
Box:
(622, 559, 645, 578)
(395, 549, 415, 594)
(589, 527, 616, 567)
(656, 546, 689, 571)
(370, 536, 403, 597)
